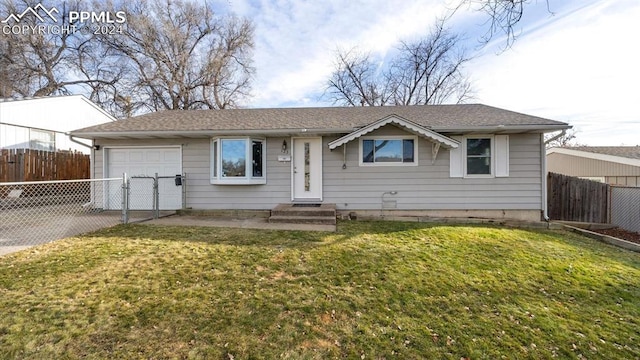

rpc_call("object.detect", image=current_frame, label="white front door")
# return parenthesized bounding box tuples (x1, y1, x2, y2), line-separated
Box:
(292, 137, 322, 201)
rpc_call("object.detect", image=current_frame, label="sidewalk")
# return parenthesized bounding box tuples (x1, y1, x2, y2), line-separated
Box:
(143, 215, 336, 232)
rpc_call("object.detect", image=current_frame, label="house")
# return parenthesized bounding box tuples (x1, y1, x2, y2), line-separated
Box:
(547, 146, 640, 187)
(70, 104, 570, 222)
(0, 95, 116, 154)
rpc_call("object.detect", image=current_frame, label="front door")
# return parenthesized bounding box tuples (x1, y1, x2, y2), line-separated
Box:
(292, 137, 322, 201)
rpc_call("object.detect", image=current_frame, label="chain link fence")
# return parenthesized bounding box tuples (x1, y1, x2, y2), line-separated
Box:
(1, 173, 186, 253)
(0, 178, 124, 249)
(610, 186, 640, 233)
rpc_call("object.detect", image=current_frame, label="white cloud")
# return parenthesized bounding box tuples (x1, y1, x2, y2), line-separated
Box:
(230, 0, 446, 107)
(468, 0, 640, 145)
(226, 0, 639, 145)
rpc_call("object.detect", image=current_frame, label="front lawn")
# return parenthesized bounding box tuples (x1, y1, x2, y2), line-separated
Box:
(0, 222, 638, 359)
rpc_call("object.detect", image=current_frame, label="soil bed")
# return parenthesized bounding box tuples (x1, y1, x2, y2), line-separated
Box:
(591, 228, 640, 244)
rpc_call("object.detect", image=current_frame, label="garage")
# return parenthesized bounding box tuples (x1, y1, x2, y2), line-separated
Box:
(105, 147, 182, 210)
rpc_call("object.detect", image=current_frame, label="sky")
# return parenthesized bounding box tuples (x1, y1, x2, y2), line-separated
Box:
(212, 0, 640, 146)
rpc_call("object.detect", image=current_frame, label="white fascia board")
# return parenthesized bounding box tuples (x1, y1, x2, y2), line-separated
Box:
(328, 115, 459, 150)
(547, 147, 640, 167)
(69, 128, 355, 140)
(434, 124, 572, 133)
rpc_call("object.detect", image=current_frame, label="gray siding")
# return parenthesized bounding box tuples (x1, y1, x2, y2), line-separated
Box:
(96, 137, 292, 210)
(184, 137, 290, 209)
(94, 128, 543, 211)
(323, 127, 542, 211)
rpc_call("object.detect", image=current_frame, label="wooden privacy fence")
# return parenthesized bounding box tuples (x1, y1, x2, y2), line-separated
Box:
(0, 149, 90, 183)
(547, 172, 609, 223)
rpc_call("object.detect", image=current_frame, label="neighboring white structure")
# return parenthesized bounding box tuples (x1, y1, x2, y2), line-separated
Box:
(0, 95, 116, 154)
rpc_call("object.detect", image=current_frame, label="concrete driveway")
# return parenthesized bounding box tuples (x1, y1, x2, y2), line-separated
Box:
(1, 211, 331, 257)
(0, 205, 162, 256)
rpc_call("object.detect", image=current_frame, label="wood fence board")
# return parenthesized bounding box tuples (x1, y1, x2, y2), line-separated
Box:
(0, 149, 90, 183)
(547, 172, 609, 223)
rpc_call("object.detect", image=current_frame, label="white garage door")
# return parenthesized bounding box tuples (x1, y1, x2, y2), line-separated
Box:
(106, 147, 182, 210)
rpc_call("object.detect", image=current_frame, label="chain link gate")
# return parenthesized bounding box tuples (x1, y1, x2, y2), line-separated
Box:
(121, 173, 185, 224)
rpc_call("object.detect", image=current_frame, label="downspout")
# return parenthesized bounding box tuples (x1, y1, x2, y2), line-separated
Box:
(67, 134, 97, 209)
(540, 130, 565, 224)
(67, 134, 94, 150)
(540, 133, 550, 223)
(68, 133, 96, 180)
(544, 129, 566, 146)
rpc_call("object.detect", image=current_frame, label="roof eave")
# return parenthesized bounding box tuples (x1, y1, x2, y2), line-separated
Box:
(434, 124, 572, 133)
(69, 128, 356, 140)
(71, 124, 572, 140)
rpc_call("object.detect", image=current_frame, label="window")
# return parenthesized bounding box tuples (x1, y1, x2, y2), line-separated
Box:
(30, 129, 55, 151)
(466, 138, 492, 175)
(360, 136, 417, 166)
(449, 135, 509, 178)
(211, 138, 266, 184)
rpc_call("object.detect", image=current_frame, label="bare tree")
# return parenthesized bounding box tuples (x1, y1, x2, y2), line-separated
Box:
(326, 49, 389, 106)
(326, 18, 472, 106)
(0, 41, 11, 97)
(545, 129, 581, 149)
(1, 0, 254, 117)
(99, 0, 254, 112)
(386, 19, 472, 105)
(457, 0, 553, 48)
(0, 0, 118, 98)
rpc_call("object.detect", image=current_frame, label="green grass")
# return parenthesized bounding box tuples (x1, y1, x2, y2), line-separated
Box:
(0, 221, 638, 359)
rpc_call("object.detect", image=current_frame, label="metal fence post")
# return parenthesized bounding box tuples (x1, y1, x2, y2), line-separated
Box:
(121, 173, 129, 224)
(154, 173, 159, 219)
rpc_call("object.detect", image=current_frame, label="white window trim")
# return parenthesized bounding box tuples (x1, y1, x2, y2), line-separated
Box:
(463, 135, 495, 178)
(358, 135, 419, 167)
(210, 137, 266, 185)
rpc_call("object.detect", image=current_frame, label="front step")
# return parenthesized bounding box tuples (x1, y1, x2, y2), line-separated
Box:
(269, 203, 337, 225)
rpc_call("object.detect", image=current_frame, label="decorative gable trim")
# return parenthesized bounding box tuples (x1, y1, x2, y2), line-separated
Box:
(328, 115, 459, 150)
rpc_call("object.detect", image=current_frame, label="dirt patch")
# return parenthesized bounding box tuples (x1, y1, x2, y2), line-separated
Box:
(590, 228, 640, 245)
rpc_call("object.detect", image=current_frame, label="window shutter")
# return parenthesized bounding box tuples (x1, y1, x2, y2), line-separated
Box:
(495, 135, 509, 177)
(449, 136, 463, 178)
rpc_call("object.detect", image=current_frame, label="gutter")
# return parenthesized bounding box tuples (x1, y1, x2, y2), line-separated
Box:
(67, 133, 93, 149)
(70, 124, 572, 140)
(433, 124, 571, 133)
(69, 128, 356, 139)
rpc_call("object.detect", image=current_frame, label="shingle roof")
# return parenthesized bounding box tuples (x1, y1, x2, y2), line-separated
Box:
(71, 104, 568, 136)
(568, 146, 640, 160)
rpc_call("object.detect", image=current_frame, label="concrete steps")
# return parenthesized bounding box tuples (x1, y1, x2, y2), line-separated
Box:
(269, 203, 336, 225)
